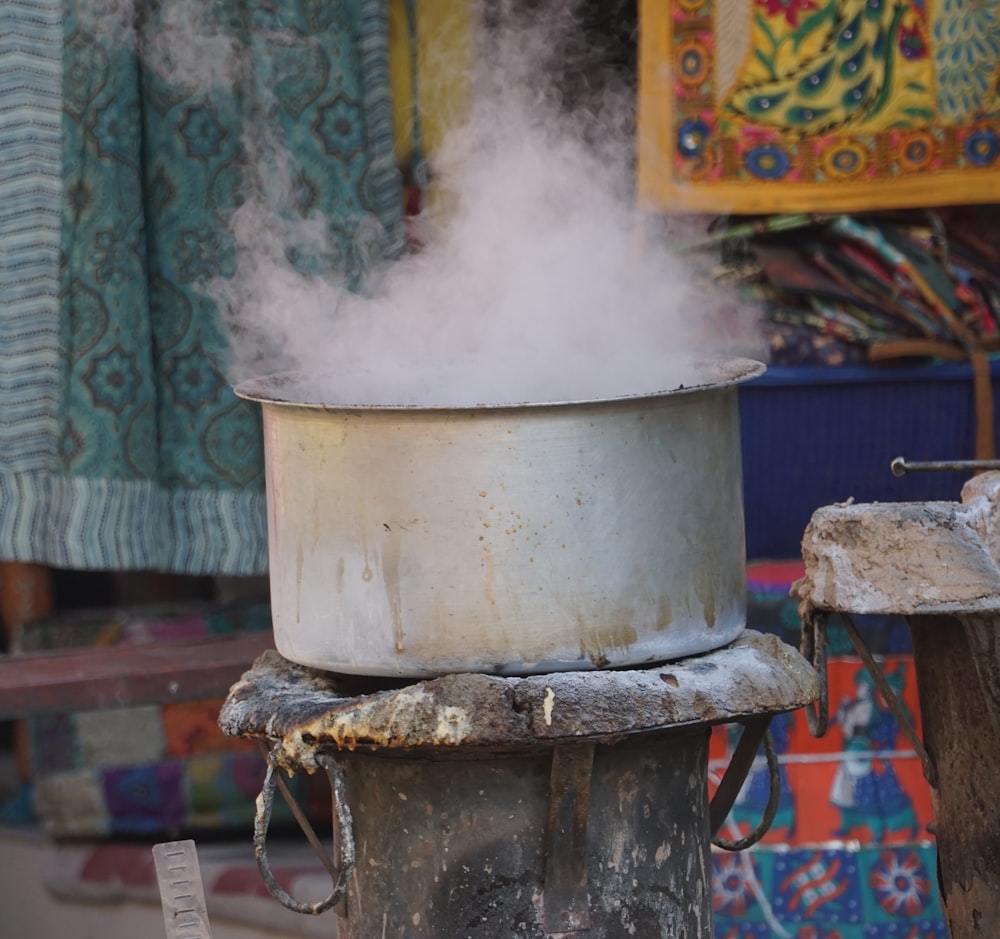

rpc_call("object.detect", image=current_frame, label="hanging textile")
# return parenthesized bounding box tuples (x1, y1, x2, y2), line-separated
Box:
(0, 0, 403, 574)
(637, 0, 1000, 213)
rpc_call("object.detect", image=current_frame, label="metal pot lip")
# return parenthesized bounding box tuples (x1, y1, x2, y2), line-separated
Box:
(234, 356, 766, 412)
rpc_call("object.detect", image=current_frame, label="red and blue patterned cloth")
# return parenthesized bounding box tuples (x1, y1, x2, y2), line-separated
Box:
(710, 562, 945, 938)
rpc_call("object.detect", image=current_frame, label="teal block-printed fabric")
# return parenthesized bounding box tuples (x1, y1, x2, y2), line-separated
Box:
(0, 0, 402, 574)
(62, 15, 162, 485)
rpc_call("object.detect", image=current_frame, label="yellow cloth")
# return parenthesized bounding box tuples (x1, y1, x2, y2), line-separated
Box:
(638, 0, 1000, 213)
(389, 0, 473, 170)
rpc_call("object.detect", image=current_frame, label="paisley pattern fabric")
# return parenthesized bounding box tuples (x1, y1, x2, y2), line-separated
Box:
(638, 0, 1000, 213)
(934, 0, 1000, 119)
(0, 0, 402, 573)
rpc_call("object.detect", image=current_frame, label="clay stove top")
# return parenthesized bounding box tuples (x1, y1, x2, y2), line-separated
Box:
(219, 629, 818, 768)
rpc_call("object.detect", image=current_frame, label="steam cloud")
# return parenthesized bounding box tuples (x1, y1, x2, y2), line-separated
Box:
(86, 0, 763, 406)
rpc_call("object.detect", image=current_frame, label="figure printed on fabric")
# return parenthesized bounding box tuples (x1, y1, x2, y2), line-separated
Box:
(829, 662, 920, 841)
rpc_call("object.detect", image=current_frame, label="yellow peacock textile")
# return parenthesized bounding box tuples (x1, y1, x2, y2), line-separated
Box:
(637, 0, 1000, 212)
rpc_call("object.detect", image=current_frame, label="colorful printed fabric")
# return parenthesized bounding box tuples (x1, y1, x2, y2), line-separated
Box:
(699, 208, 1000, 365)
(638, 0, 1000, 213)
(763, 320, 870, 367)
(15, 601, 331, 839)
(711, 562, 947, 937)
(712, 846, 948, 938)
(0, 0, 403, 574)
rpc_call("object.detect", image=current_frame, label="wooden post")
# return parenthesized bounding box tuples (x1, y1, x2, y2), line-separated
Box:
(909, 614, 1000, 937)
(0, 562, 54, 644)
(0, 562, 55, 782)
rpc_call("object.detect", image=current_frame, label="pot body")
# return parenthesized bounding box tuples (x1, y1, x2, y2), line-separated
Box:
(238, 359, 762, 676)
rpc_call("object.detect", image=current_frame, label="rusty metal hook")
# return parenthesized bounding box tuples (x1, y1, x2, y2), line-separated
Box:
(253, 744, 355, 915)
(800, 605, 830, 737)
(711, 720, 781, 852)
(840, 613, 938, 788)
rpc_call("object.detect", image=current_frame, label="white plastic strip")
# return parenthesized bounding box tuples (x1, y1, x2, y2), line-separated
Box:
(153, 840, 215, 939)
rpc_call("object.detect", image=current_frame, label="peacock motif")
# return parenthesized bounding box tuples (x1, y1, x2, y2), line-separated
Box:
(642, 0, 1000, 210)
(933, 0, 1000, 120)
(725, 0, 906, 135)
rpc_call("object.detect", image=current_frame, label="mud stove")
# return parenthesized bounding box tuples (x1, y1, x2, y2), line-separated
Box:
(220, 631, 817, 938)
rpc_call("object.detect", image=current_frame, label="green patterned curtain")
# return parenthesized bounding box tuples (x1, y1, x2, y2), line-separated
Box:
(0, 0, 402, 574)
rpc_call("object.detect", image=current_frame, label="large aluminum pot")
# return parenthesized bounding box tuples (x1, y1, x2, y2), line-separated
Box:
(236, 357, 765, 677)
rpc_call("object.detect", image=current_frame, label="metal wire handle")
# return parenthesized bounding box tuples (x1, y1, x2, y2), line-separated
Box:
(253, 745, 355, 916)
(711, 730, 782, 852)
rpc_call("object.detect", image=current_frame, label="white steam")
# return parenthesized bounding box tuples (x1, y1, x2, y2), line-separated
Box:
(83, 0, 762, 407)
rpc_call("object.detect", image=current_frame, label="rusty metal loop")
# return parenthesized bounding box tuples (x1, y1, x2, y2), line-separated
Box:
(712, 731, 781, 852)
(800, 605, 830, 737)
(840, 613, 938, 788)
(253, 744, 355, 916)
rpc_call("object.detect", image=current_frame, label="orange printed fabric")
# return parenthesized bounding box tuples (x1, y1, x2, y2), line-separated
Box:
(637, 0, 1000, 213)
(162, 699, 256, 759)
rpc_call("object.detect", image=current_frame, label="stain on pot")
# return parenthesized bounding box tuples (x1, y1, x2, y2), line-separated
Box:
(580, 622, 639, 668)
(295, 543, 303, 623)
(482, 542, 497, 607)
(381, 525, 406, 652)
(642, 596, 672, 634)
(692, 559, 720, 630)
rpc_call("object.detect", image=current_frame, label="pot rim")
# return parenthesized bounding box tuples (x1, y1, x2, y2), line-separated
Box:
(234, 356, 766, 413)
